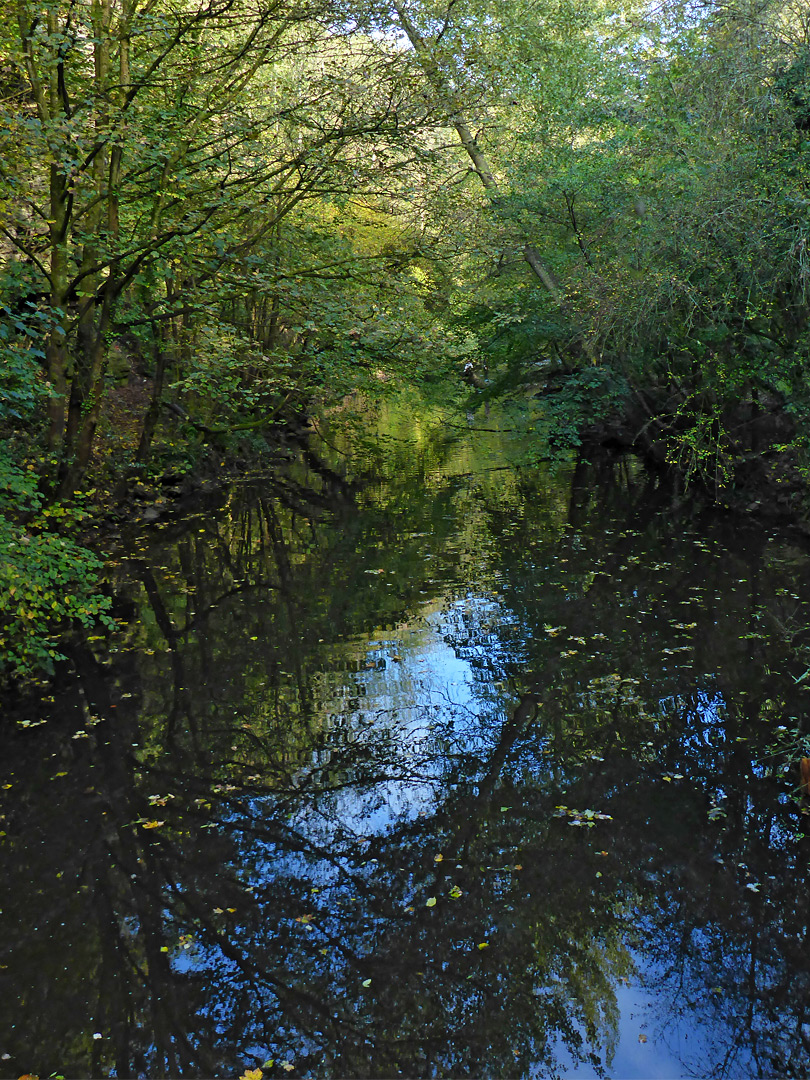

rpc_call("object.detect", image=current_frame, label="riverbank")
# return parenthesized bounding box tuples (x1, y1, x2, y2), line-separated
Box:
(567, 376, 810, 529)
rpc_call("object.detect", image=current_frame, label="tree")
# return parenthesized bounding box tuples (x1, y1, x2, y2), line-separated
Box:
(1, 0, 445, 490)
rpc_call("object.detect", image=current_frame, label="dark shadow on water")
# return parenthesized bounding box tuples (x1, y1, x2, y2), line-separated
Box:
(3, 404, 810, 1078)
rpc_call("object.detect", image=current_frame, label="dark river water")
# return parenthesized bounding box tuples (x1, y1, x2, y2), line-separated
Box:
(3, 395, 810, 1079)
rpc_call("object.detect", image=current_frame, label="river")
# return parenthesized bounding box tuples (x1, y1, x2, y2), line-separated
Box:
(2, 393, 810, 1078)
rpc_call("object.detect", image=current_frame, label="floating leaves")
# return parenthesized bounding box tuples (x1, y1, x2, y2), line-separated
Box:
(554, 806, 613, 827)
(708, 800, 727, 822)
(426, 896, 437, 908)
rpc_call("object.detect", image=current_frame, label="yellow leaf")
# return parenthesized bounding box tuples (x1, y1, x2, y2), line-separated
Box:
(240, 1070, 263, 1080)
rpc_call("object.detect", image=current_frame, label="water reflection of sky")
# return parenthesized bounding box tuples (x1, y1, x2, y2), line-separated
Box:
(223, 576, 765, 1079)
(7, 403, 810, 1078)
(277, 593, 513, 837)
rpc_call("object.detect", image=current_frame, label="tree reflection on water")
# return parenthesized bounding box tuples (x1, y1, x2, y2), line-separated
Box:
(3, 405, 810, 1078)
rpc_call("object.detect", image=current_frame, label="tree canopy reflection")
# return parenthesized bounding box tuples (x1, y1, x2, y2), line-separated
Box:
(3, 407, 810, 1078)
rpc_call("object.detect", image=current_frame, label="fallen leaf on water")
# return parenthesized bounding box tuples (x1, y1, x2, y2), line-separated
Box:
(362, 979, 372, 987)
(426, 897, 437, 907)
(141, 820, 165, 829)
(449, 885, 462, 898)
(434, 854, 444, 863)
(638, 1034, 647, 1044)
(477, 942, 489, 950)
(240, 1070, 263, 1080)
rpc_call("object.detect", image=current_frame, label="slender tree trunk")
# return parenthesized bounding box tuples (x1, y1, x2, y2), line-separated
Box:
(40, 0, 72, 454)
(136, 318, 170, 465)
(393, 2, 562, 302)
(46, 221, 70, 453)
(60, 0, 128, 492)
(59, 283, 114, 494)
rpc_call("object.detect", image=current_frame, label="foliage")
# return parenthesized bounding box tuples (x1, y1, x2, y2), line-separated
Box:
(4, 0, 810, 674)
(0, 446, 113, 681)
(0, 299, 112, 681)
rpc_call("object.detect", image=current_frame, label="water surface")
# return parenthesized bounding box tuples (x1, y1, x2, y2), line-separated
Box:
(3, 396, 810, 1079)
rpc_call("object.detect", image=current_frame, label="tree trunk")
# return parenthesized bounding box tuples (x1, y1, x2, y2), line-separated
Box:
(59, 285, 114, 495)
(393, 2, 562, 301)
(46, 233, 69, 453)
(136, 319, 170, 465)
